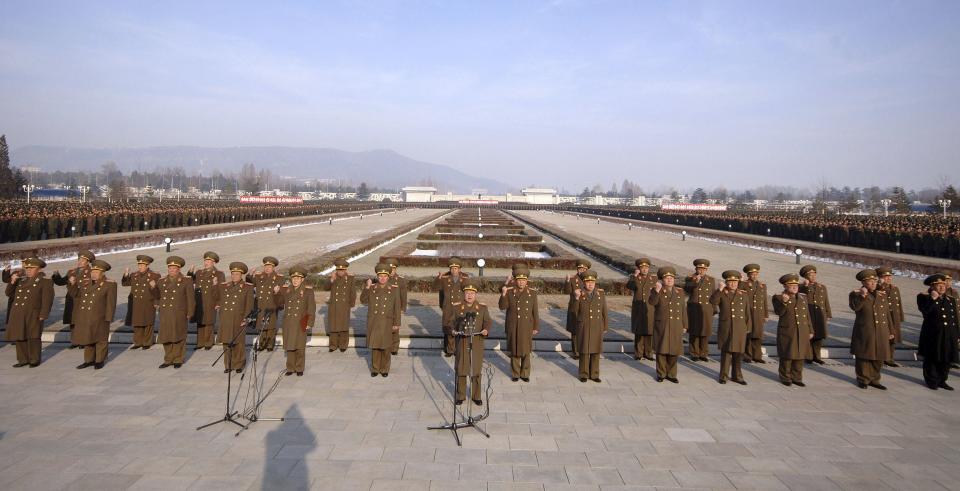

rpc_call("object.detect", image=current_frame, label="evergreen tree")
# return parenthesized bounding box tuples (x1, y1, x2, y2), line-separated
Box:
(691, 187, 707, 203)
(0, 135, 16, 199)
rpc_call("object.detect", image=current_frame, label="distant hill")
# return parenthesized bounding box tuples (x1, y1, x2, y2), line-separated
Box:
(11, 145, 509, 193)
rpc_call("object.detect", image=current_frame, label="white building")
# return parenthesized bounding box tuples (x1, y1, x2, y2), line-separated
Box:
(521, 188, 559, 205)
(402, 186, 438, 203)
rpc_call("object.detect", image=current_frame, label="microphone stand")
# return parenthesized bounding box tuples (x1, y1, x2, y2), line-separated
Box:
(428, 314, 491, 446)
(236, 308, 284, 436)
(196, 320, 247, 431)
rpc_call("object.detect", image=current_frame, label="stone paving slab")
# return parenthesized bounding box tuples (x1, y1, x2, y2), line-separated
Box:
(1, 342, 959, 490)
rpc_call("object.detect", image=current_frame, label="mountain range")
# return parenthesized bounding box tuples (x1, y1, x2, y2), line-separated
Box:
(11, 145, 510, 193)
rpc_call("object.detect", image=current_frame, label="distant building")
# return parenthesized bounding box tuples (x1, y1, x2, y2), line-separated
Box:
(402, 186, 438, 202)
(521, 188, 559, 205)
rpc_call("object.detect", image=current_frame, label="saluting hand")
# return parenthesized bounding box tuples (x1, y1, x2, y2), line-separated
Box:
(634, 268, 641, 277)
(365, 278, 373, 288)
(124, 267, 130, 276)
(860, 287, 869, 297)
(781, 293, 790, 302)
(10, 272, 20, 283)
(931, 290, 940, 300)
(574, 288, 582, 299)
(654, 281, 662, 292)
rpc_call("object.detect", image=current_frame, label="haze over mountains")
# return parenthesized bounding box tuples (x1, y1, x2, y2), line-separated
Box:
(12, 146, 511, 193)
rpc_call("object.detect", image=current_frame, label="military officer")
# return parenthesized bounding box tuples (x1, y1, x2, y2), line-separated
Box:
(385, 257, 408, 355)
(799, 265, 831, 364)
(625, 258, 657, 360)
(361, 263, 403, 377)
(917, 274, 959, 390)
(876, 267, 904, 367)
(51, 249, 95, 349)
(152, 256, 195, 368)
(573, 270, 607, 382)
(277, 266, 316, 376)
(649, 266, 687, 383)
(565, 258, 590, 360)
(5, 257, 54, 367)
(326, 257, 356, 352)
(434, 256, 470, 356)
(214, 262, 255, 373)
(939, 272, 960, 369)
(443, 278, 491, 405)
(849, 269, 893, 390)
(499, 263, 539, 382)
(684, 259, 716, 362)
(710, 270, 751, 385)
(741, 264, 769, 363)
(188, 251, 225, 350)
(122, 255, 160, 349)
(772, 273, 814, 386)
(246, 257, 285, 351)
(69, 259, 117, 369)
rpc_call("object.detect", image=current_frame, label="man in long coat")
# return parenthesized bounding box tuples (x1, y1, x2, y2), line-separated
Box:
(684, 259, 716, 361)
(326, 257, 356, 352)
(122, 255, 160, 349)
(214, 262, 255, 373)
(849, 269, 892, 390)
(773, 273, 814, 386)
(152, 256, 195, 368)
(917, 274, 960, 390)
(741, 263, 768, 363)
(68, 259, 117, 369)
(361, 263, 403, 377)
(710, 270, 751, 385)
(278, 266, 316, 376)
(5, 257, 54, 367)
(626, 258, 657, 361)
(499, 264, 539, 382)
(649, 266, 687, 383)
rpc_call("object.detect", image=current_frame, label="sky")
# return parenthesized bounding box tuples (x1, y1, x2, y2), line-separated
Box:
(1, 0, 958, 192)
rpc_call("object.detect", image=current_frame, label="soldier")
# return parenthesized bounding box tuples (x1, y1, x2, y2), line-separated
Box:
(69, 259, 117, 370)
(849, 269, 893, 390)
(772, 274, 814, 386)
(565, 259, 590, 360)
(940, 272, 960, 369)
(246, 257, 285, 351)
(152, 256, 195, 368)
(214, 262, 255, 373)
(122, 255, 161, 349)
(188, 251, 225, 351)
(277, 266, 316, 376)
(574, 270, 607, 382)
(649, 266, 687, 383)
(917, 274, 959, 390)
(443, 278, 491, 405)
(326, 257, 356, 353)
(799, 265, 831, 364)
(499, 264, 539, 382)
(385, 257, 408, 355)
(876, 267, 904, 367)
(626, 258, 657, 361)
(434, 257, 470, 357)
(360, 263, 403, 377)
(684, 259, 716, 362)
(741, 264, 769, 363)
(710, 270, 751, 385)
(51, 249, 95, 349)
(5, 257, 54, 367)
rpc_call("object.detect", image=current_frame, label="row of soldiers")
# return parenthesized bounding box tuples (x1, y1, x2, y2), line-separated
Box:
(4, 250, 959, 393)
(578, 206, 960, 259)
(0, 199, 375, 243)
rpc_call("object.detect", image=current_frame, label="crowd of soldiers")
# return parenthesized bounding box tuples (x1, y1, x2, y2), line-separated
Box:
(572, 206, 960, 259)
(3, 250, 959, 394)
(0, 199, 377, 242)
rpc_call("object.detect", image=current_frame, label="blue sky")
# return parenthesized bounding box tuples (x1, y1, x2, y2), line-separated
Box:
(1, 0, 958, 191)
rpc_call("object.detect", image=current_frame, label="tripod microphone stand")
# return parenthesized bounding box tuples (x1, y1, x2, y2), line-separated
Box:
(196, 321, 248, 431)
(236, 308, 284, 436)
(428, 312, 492, 446)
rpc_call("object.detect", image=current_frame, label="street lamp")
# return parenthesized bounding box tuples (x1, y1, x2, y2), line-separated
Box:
(22, 184, 36, 203)
(795, 248, 803, 265)
(682, 230, 687, 241)
(880, 198, 891, 217)
(939, 199, 952, 218)
(77, 185, 89, 203)
(477, 258, 486, 277)
(164, 237, 173, 252)
(895, 240, 901, 253)
(478, 233, 484, 239)
(276, 224, 281, 234)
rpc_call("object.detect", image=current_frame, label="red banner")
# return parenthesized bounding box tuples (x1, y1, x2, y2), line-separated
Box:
(661, 203, 727, 211)
(239, 196, 304, 204)
(458, 200, 499, 204)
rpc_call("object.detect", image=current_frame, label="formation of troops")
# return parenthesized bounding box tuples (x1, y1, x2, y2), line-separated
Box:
(0, 199, 376, 242)
(3, 250, 960, 394)
(576, 206, 960, 259)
